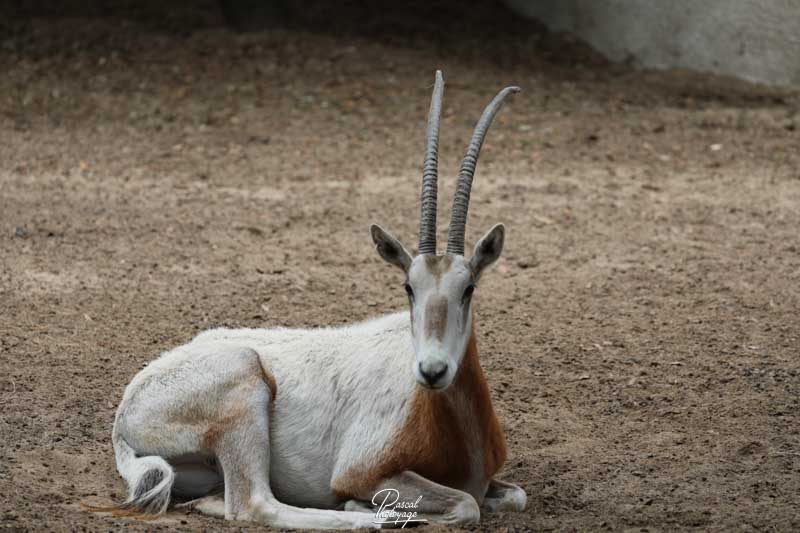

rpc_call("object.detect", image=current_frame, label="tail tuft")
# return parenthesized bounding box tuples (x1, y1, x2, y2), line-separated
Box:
(84, 457, 174, 519)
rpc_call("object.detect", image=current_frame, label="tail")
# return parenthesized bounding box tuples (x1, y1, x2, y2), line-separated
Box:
(83, 427, 175, 518)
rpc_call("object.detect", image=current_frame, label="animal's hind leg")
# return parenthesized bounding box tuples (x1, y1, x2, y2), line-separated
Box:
(213, 421, 379, 528)
(204, 349, 378, 529)
(207, 368, 273, 520)
(111, 344, 268, 514)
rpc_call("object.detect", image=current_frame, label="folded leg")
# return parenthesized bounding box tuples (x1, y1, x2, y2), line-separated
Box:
(343, 471, 480, 526)
(482, 478, 526, 512)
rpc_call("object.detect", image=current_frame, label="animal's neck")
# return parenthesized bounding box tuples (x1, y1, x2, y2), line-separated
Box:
(402, 325, 507, 482)
(331, 314, 506, 502)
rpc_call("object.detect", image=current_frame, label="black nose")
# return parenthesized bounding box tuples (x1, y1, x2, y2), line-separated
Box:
(419, 362, 448, 386)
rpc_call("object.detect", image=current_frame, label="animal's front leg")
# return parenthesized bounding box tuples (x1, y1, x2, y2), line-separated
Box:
(342, 471, 480, 526)
(481, 478, 527, 512)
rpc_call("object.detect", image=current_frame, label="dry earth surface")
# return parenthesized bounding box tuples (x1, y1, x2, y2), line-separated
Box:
(1, 1, 800, 531)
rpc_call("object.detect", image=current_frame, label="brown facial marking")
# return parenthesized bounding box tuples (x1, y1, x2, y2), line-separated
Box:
(424, 295, 449, 341)
(423, 254, 453, 283)
(332, 320, 507, 503)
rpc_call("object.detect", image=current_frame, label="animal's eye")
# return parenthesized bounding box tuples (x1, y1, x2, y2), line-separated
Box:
(404, 283, 414, 299)
(463, 284, 475, 301)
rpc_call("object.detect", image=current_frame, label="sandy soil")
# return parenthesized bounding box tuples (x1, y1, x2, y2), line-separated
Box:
(1, 1, 800, 531)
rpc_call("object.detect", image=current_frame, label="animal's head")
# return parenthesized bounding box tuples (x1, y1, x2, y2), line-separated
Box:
(371, 71, 519, 391)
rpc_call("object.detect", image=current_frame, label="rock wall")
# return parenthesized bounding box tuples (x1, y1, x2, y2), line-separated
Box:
(504, 0, 800, 87)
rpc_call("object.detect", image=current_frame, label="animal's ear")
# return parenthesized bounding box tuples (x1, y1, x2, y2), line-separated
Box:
(370, 224, 412, 272)
(469, 223, 505, 281)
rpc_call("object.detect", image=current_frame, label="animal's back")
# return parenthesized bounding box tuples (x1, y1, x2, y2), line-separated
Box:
(126, 312, 416, 508)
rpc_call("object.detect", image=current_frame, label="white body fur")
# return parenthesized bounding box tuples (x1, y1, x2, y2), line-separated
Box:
(116, 313, 410, 501)
(110, 312, 524, 527)
(187, 312, 417, 508)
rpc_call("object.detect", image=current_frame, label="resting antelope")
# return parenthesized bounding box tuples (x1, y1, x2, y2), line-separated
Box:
(101, 71, 526, 528)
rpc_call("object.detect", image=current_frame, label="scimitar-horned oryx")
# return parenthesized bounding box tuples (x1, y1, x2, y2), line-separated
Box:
(94, 70, 526, 528)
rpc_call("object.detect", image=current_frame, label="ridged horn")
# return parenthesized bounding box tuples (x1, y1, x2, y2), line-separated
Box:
(418, 70, 444, 256)
(446, 85, 520, 256)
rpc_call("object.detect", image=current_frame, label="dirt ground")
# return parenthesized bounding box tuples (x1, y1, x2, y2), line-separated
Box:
(1, 1, 800, 531)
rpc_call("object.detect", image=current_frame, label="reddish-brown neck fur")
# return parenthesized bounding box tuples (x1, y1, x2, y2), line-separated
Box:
(333, 324, 507, 501)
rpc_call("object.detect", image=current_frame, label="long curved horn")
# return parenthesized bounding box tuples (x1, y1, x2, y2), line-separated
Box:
(446, 85, 520, 256)
(418, 70, 444, 256)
